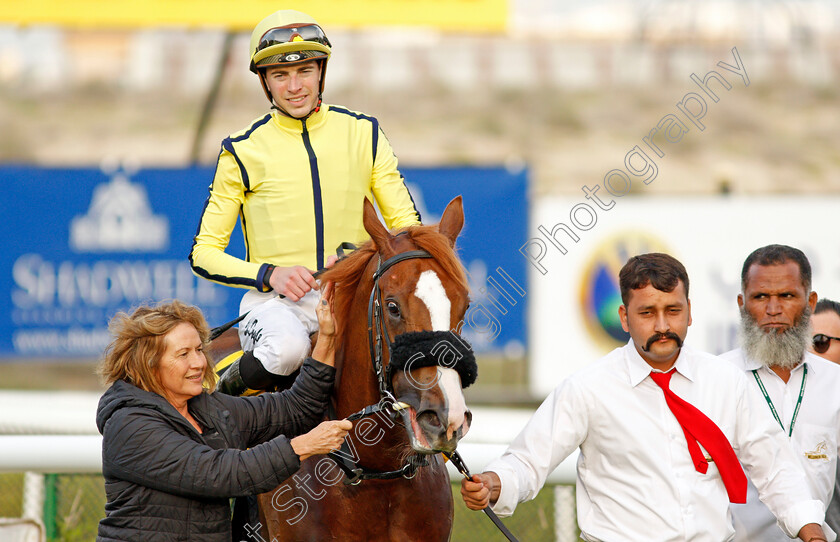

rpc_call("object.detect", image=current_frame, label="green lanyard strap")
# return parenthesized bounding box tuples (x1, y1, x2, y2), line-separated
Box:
(751, 364, 807, 438)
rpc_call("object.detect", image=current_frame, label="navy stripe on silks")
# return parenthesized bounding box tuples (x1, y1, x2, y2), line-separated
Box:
(191, 264, 256, 289)
(330, 106, 421, 223)
(371, 118, 379, 164)
(255, 263, 273, 293)
(329, 106, 375, 123)
(188, 144, 257, 289)
(401, 174, 422, 223)
(301, 120, 325, 271)
(188, 190, 213, 274)
(229, 113, 272, 142)
(240, 204, 251, 262)
(221, 139, 250, 192)
(223, 113, 271, 190)
(331, 106, 379, 164)
(191, 147, 223, 241)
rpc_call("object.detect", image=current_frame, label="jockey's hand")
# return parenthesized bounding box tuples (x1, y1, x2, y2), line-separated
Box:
(325, 254, 339, 268)
(460, 472, 501, 510)
(290, 419, 353, 462)
(269, 266, 318, 301)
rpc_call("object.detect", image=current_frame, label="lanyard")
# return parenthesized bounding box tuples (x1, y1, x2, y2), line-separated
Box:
(751, 364, 807, 437)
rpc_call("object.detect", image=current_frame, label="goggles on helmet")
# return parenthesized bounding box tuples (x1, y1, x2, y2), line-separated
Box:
(256, 24, 331, 54)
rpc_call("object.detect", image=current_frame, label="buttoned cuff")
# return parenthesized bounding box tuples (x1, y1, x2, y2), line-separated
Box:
(776, 499, 825, 539)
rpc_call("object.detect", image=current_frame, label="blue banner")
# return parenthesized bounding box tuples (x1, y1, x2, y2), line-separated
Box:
(0, 165, 527, 359)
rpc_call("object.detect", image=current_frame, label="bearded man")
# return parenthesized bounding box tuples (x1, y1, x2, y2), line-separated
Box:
(723, 244, 840, 542)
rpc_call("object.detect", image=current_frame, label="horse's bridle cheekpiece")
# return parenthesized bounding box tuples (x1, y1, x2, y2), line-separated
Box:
(329, 248, 478, 483)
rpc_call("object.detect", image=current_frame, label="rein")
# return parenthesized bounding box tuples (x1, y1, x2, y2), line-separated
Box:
(444, 451, 521, 542)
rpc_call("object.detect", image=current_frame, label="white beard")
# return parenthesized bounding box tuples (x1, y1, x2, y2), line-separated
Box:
(740, 305, 812, 370)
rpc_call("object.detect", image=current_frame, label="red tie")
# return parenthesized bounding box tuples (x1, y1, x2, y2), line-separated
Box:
(649, 370, 747, 504)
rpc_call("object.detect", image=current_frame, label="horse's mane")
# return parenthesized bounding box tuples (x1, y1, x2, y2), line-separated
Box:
(320, 224, 468, 342)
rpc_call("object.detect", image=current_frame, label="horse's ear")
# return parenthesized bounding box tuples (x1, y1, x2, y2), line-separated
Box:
(437, 196, 464, 247)
(363, 197, 394, 252)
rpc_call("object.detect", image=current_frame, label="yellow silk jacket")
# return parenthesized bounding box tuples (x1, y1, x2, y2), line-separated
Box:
(190, 105, 421, 291)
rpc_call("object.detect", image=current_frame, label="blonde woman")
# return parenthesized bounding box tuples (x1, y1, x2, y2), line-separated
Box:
(96, 285, 350, 541)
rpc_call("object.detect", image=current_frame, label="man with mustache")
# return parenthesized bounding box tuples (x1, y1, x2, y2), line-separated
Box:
(723, 245, 840, 542)
(462, 252, 826, 541)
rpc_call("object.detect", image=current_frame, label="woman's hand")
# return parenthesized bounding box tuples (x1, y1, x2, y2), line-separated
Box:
(290, 419, 353, 462)
(311, 282, 337, 366)
(315, 281, 336, 338)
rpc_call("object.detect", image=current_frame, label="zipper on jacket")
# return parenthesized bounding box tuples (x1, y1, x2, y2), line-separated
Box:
(301, 119, 325, 271)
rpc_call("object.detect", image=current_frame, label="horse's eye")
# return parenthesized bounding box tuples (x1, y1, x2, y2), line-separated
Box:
(386, 301, 401, 318)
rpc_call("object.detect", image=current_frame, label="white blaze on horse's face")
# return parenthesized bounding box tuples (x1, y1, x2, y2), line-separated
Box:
(413, 270, 451, 332)
(413, 269, 471, 441)
(436, 367, 470, 440)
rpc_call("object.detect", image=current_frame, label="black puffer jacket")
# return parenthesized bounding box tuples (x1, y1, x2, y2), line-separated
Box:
(96, 358, 334, 542)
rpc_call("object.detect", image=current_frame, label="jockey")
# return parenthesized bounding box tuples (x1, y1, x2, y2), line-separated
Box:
(190, 9, 421, 395)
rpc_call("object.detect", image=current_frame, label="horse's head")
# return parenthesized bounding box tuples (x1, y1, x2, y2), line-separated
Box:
(361, 196, 474, 454)
(322, 196, 474, 455)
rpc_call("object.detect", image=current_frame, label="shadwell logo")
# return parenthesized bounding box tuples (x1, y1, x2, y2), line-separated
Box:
(70, 167, 169, 253)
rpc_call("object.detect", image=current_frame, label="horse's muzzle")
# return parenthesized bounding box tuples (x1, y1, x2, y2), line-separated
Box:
(416, 408, 472, 453)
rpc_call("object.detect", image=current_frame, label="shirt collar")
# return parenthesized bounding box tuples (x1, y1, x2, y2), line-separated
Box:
(740, 349, 806, 374)
(625, 339, 695, 387)
(271, 104, 328, 131)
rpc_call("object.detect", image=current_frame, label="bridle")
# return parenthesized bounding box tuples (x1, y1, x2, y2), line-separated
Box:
(328, 248, 435, 484)
(367, 249, 434, 398)
(329, 246, 521, 542)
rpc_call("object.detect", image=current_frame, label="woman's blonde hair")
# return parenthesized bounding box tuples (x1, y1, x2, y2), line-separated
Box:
(98, 300, 216, 396)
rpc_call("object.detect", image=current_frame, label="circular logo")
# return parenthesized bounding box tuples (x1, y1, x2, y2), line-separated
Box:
(284, 53, 301, 62)
(579, 232, 672, 352)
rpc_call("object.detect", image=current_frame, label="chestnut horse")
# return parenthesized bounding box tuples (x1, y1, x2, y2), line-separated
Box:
(256, 196, 475, 541)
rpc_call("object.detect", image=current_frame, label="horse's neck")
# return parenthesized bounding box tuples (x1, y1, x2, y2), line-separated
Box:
(332, 293, 411, 470)
(333, 270, 381, 415)
(334, 350, 380, 416)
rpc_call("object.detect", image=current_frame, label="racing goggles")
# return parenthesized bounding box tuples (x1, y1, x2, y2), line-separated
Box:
(256, 24, 331, 53)
(813, 333, 840, 354)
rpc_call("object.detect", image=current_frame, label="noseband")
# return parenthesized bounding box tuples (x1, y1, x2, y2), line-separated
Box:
(368, 249, 477, 397)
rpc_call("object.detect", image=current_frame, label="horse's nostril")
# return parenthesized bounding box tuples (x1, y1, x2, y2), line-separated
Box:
(464, 410, 473, 426)
(417, 411, 443, 429)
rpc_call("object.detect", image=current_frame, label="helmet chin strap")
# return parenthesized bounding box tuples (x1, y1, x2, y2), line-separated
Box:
(271, 95, 322, 120)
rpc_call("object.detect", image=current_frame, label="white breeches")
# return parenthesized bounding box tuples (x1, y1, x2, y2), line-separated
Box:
(238, 289, 320, 376)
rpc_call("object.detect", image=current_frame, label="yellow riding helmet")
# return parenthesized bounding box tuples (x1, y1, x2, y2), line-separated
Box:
(249, 10, 331, 94)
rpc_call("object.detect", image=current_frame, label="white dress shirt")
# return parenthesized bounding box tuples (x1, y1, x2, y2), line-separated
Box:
(723, 348, 840, 542)
(486, 341, 824, 542)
